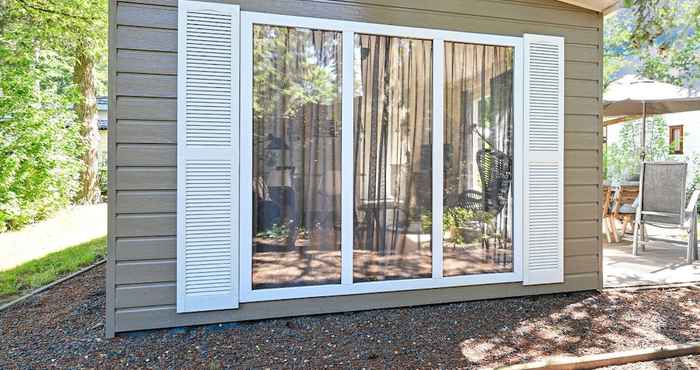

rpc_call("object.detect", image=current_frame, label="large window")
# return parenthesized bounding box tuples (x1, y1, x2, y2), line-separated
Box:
(669, 125, 684, 154)
(240, 13, 523, 302)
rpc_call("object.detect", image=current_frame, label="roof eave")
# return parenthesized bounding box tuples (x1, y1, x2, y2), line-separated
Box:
(556, 0, 621, 14)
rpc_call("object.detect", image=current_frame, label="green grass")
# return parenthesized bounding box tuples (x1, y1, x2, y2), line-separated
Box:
(0, 236, 107, 300)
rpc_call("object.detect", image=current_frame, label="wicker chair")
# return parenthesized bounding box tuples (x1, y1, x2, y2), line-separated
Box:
(453, 149, 512, 215)
(632, 161, 700, 262)
(449, 149, 512, 261)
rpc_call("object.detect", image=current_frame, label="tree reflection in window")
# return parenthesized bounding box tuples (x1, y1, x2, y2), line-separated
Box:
(251, 25, 342, 289)
(442, 42, 515, 276)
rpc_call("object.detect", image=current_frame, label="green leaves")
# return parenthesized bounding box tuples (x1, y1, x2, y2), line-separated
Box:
(252, 25, 341, 121)
(0, 0, 100, 230)
(606, 0, 700, 89)
(605, 117, 671, 183)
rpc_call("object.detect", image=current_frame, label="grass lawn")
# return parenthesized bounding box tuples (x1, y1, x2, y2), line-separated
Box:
(0, 236, 106, 300)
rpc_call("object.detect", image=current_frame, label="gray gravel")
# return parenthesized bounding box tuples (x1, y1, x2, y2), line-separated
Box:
(1, 265, 700, 369)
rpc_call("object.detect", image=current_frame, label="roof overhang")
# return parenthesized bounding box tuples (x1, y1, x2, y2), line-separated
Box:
(556, 0, 621, 14)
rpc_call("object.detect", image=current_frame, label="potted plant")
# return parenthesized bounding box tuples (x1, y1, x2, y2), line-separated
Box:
(421, 208, 495, 246)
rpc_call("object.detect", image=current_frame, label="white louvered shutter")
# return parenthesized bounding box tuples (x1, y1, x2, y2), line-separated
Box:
(177, 0, 239, 313)
(523, 34, 565, 285)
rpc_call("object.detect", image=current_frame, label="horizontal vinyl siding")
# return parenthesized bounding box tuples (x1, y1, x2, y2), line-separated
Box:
(113, 272, 599, 331)
(111, 0, 602, 333)
(115, 236, 176, 261)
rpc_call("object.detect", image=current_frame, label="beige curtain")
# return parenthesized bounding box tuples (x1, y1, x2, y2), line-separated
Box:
(353, 34, 433, 282)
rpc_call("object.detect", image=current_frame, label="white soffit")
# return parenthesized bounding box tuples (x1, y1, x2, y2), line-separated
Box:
(555, 0, 621, 14)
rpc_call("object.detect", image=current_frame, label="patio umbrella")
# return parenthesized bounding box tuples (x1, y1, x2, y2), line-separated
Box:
(603, 75, 700, 159)
(604, 96, 700, 116)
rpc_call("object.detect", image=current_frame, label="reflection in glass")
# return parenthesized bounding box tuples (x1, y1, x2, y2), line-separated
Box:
(252, 25, 342, 289)
(442, 42, 514, 276)
(353, 34, 433, 282)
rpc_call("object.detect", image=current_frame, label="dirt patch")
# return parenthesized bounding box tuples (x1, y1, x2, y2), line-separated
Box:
(2, 266, 700, 368)
(0, 294, 19, 306)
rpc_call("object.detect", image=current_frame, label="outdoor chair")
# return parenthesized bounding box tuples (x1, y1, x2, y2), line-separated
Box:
(601, 184, 617, 243)
(477, 149, 512, 214)
(453, 149, 512, 215)
(632, 161, 700, 262)
(611, 184, 641, 238)
(450, 148, 512, 260)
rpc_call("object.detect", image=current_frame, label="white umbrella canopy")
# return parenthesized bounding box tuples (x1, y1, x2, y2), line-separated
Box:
(605, 74, 695, 102)
(603, 75, 700, 159)
(604, 97, 700, 116)
(604, 75, 700, 117)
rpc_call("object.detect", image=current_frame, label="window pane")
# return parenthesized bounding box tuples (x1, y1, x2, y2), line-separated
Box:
(252, 25, 342, 289)
(353, 34, 433, 282)
(443, 42, 514, 276)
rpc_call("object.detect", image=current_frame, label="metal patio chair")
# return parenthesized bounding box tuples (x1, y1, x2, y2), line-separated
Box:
(632, 161, 700, 262)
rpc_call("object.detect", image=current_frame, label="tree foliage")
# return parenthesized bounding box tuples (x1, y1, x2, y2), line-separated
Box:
(0, 0, 106, 230)
(605, 117, 671, 182)
(606, 0, 700, 90)
(252, 26, 340, 121)
(11, 0, 106, 204)
(604, 1, 699, 187)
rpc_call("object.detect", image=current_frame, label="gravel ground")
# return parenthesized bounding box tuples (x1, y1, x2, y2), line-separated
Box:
(1, 266, 700, 369)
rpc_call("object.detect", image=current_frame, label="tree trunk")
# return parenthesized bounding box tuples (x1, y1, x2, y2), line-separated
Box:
(74, 44, 101, 204)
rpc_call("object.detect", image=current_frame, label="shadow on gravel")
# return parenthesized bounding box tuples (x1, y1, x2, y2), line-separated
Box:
(1, 265, 699, 368)
(454, 289, 700, 367)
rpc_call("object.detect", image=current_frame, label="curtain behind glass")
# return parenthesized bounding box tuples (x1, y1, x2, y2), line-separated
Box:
(353, 34, 433, 282)
(252, 25, 342, 289)
(443, 42, 514, 276)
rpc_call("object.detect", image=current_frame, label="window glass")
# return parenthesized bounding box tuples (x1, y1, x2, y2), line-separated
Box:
(442, 42, 515, 276)
(353, 34, 433, 282)
(669, 125, 683, 154)
(252, 25, 342, 289)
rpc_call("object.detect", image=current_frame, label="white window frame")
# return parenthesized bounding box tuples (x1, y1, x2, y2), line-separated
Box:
(239, 11, 525, 303)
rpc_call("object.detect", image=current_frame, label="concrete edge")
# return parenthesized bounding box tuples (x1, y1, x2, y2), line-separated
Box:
(498, 342, 700, 370)
(0, 259, 106, 312)
(605, 282, 700, 292)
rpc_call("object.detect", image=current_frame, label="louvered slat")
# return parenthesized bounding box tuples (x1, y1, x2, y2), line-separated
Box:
(527, 163, 561, 272)
(177, 0, 240, 313)
(523, 34, 565, 286)
(185, 10, 233, 148)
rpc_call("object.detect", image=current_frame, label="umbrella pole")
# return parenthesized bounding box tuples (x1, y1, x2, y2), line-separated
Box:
(640, 101, 647, 161)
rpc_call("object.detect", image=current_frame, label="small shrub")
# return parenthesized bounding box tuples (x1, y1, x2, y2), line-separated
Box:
(256, 223, 290, 240)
